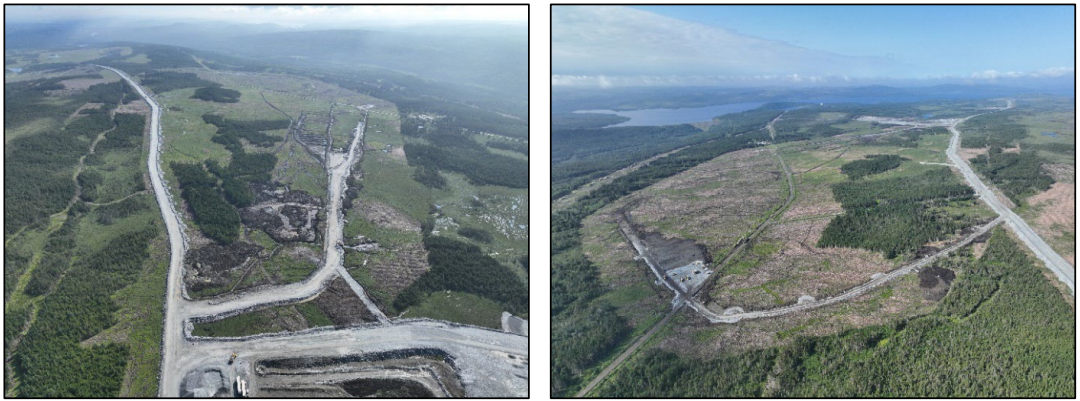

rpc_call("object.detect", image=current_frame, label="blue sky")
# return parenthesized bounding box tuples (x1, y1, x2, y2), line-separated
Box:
(553, 5, 1075, 87)
(6, 5, 526, 27)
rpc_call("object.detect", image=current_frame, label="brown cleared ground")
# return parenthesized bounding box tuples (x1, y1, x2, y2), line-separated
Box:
(553, 145, 687, 212)
(659, 270, 934, 359)
(355, 243, 430, 302)
(580, 213, 673, 330)
(704, 217, 899, 311)
(624, 148, 786, 260)
(577, 148, 787, 334)
(1025, 182, 1076, 266)
(60, 75, 119, 90)
(358, 201, 420, 233)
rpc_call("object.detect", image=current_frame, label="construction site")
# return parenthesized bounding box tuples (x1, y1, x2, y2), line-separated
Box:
(101, 65, 529, 398)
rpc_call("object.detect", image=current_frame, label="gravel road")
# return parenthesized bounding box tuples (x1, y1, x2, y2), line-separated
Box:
(692, 217, 1004, 323)
(945, 115, 1074, 294)
(104, 66, 526, 397)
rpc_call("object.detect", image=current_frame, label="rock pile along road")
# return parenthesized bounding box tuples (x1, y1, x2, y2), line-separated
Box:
(101, 65, 527, 397)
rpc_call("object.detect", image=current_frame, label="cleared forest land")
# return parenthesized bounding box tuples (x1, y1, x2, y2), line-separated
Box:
(555, 99, 1074, 397)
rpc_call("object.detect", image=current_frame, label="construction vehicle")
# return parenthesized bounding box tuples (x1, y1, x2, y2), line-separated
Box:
(228, 353, 237, 365)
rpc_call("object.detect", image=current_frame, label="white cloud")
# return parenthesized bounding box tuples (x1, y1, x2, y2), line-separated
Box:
(551, 73, 865, 87)
(969, 67, 1073, 80)
(552, 6, 910, 79)
(1027, 67, 1074, 78)
(553, 67, 1074, 88)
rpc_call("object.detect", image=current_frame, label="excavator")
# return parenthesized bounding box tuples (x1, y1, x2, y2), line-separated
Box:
(228, 353, 237, 365)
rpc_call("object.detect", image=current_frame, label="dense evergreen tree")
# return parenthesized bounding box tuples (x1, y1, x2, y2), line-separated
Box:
(171, 162, 239, 244)
(969, 150, 1054, 205)
(594, 231, 1074, 398)
(818, 168, 974, 258)
(139, 71, 213, 94)
(14, 227, 158, 397)
(394, 236, 528, 314)
(404, 142, 527, 188)
(191, 84, 241, 103)
(839, 154, 907, 179)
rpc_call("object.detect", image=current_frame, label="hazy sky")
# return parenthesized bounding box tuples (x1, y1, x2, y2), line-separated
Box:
(553, 5, 1075, 87)
(6, 5, 527, 27)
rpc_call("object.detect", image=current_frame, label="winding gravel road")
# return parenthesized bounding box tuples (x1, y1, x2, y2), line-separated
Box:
(691, 217, 1004, 323)
(103, 66, 526, 397)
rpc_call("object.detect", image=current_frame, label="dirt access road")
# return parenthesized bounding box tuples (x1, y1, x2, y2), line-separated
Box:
(690, 217, 1004, 322)
(102, 66, 527, 397)
(579, 146, 794, 396)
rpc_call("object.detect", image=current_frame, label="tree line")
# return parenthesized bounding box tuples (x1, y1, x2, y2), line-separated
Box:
(170, 114, 288, 243)
(839, 154, 907, 179)
(594, 230, 1074, 397)
(969, 149, 1054, 205)
(14, 226, 159, 397)
(393, 235, 528, 315)
(403, 140, 528, 189)
(818, 168, 975, 258)
(191, 84, 241, 103)
(4, 80, 132, 234)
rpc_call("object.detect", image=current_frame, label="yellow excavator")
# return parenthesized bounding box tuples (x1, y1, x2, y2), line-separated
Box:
(228, 353, 237, 365)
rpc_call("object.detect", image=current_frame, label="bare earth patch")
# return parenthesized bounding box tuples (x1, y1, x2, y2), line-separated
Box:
(1026, 182, 1076, 266)
(388, 145, 407, 161)
(1043, 163, 1076, 183)
(114, 99, 149, 115)
(1030, 183, 1075, 231)
(781, 180, 842, 220)
(627, 148, 785, 258)
(60, 74, 118, 90)
(359, 201, 419, 232)
(958, 146, 987, 161)
(704, 217, 897, 311)
(361, 243, 430, 300)
(661, 272, 932, 359)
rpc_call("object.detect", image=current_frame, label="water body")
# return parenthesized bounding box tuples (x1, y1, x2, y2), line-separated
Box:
(574, 94, 979, 128)
(575, 102, 766, 127)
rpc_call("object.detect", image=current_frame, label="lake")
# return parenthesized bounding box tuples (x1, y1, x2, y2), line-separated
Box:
(575, 102, 767, 127)
(572, 94, 973, 127)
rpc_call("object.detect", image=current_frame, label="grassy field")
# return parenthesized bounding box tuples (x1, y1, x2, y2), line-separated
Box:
(3, 117, 61, 145)
(191, 306, 301, 337)
(431, 172, 529, 276)
(344, 209, 421, 248)
(262, 247, 319, 284)
(355, 149, 433, 223)
(35, 47, 130, 64)
(120, 53, 150, 64)
(400, 291, 504, 329)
